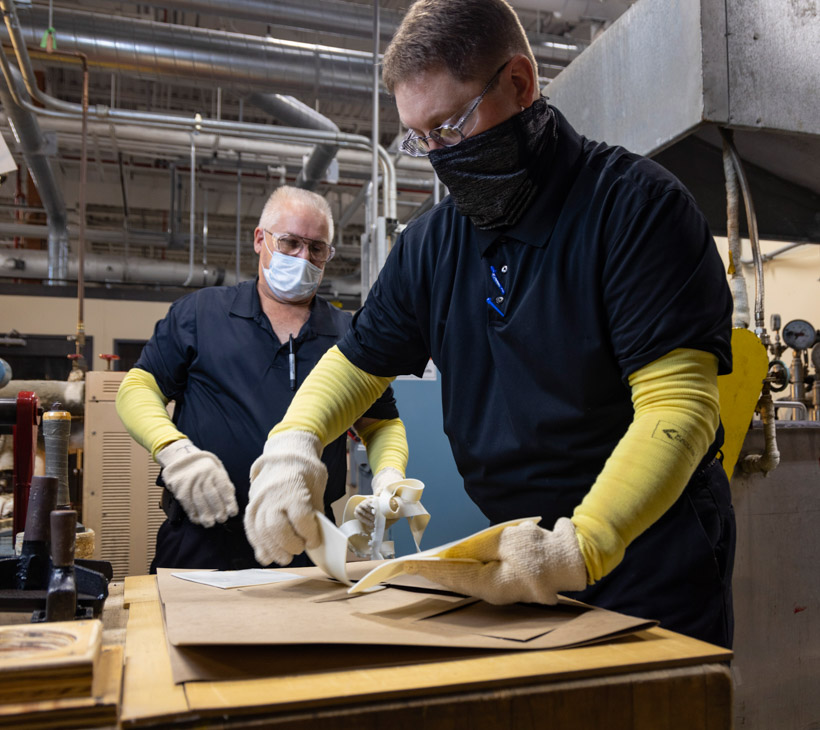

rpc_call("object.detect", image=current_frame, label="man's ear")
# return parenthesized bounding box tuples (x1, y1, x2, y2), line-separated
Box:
(508, 53, 539, 107)
(253, 227, 264, 255)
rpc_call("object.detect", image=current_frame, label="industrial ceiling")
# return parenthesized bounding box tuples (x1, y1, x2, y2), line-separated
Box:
(0, 0, 636, 301)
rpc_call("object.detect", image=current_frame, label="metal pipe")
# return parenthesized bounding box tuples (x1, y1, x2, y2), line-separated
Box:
(247, 93, 339, 191)
(76, 50, 89, 362)
(740, 384, 780, 476)
(0, 0, 398, 223)
(127, 0, 403, 42)
(117, 151, 130, 262)
(741, 241, 811, 266)
(0, 248, 243, 287)
(370, 0, 380, 278)
(14, 116, 435, 177)
(0, 220, 242, 251)
(773, 400, 809, 421)
(722, 136, 749, 329)
(202, 187, 208, 268)
(3, 4, 380, 100)
(183, 133, 197, 286)
(107, 0, 585, 65)
(719, 128, 765, 341)
(235, 154, 242, 284)
(0, 59, 69, 282)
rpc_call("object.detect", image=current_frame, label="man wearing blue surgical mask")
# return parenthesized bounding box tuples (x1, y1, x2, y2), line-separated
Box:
(116, 186, 408, 571)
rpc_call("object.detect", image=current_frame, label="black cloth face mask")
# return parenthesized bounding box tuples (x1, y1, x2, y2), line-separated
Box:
(428, 96, 557, 230)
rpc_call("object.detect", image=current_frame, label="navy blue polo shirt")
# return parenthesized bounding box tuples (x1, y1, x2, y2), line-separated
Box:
(136, 279, 399, 511)
(339, 106, 732, 527)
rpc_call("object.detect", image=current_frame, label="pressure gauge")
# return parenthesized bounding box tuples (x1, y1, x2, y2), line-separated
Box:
(812, 343, 820, 372)
(782, 319, 816, 350)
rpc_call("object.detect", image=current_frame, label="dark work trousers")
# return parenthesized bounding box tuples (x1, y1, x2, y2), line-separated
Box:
(150, 488, 331, 572)
(564, 459, 736, 649)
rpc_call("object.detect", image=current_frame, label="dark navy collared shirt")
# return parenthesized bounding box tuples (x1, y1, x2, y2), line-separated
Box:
(339, 107, 732, 527)
(136, 279, 398, 512)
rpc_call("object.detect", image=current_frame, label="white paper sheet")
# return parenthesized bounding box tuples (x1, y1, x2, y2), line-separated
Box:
(171, 569, 304, 589)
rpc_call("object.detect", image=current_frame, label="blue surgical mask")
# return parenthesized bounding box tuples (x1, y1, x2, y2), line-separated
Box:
(263, 250, 323, 302)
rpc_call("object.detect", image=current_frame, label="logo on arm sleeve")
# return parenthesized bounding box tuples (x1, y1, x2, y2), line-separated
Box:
(651, 420, 696, 466)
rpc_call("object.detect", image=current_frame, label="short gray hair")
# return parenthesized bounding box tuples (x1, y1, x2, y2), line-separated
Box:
(383, 0, 537, 93)
(258, 186, 334, 243)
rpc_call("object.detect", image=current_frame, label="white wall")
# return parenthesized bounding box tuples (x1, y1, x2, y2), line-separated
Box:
(1, 291, 172, 370)
(713, 237, 820, 335)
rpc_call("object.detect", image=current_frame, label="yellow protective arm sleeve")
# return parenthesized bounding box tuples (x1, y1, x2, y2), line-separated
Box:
(356, 418, 409, 476)
(115, 368, 186, 460)
(571, 348, 720, 583)
(270, 346, 396, 447)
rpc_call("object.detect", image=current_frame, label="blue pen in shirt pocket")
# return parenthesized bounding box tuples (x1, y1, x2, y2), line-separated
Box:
(490, 265, 506, 294)
(487, 265, 506, 317)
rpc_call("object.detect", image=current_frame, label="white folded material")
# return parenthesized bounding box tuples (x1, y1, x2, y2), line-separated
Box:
(341, 478, 430, 560)
(305, 478, 430, 584)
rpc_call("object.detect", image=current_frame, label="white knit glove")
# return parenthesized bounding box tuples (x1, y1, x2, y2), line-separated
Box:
(244, 431, 328, 566)
(156, 439, 238, 528)
(405, 518, 588, 605)
(353, 466, 404, 529)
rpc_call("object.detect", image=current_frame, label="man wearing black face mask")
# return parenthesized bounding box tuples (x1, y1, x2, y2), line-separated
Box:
(244, 0, 736, 649)
(116, 186, 408, 571)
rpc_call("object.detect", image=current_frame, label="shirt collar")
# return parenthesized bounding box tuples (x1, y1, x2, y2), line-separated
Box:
(229, 279, 339, 337)
(472, 105, 585, 256)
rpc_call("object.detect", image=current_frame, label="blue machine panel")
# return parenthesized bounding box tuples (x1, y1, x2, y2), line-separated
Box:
(389, 373, 489, 556)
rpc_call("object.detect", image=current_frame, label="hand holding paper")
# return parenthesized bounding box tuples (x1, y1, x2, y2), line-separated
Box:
(350, 517, 588, 605)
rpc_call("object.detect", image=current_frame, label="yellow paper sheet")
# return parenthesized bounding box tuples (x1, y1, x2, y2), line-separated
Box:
(349, 516, 541, 594)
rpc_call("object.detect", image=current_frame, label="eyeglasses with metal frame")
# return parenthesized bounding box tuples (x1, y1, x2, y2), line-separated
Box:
(265, 230, 335, 264)
(399, 60, 511, 158)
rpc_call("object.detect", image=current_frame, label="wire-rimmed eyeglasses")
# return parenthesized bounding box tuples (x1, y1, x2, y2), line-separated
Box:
(265, 230, 335, 264)
(400, 60, 511, 158)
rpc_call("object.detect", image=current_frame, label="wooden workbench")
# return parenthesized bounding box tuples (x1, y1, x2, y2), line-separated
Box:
(119, 575, 733, 729)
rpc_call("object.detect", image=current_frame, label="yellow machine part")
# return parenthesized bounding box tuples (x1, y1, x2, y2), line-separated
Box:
(717, 328, 770, 480)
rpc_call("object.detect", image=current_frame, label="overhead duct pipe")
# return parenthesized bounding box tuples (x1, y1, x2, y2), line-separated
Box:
(0, 248, 244, 288)
(3, 5, 380, 100)
(0, 63, 69, 283)
(0, 0, 398, 223)
(0, 248, 362, 297)
(16, 116, 433, 179)
(133, 0, 585, 67)
(141, 0, 402, 42)
(247, 93, 339, 191)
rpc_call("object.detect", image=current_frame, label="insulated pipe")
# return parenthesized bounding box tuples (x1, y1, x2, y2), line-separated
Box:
(247, 93, 339, 191)
(720, 128, 765, 341)
(0, 248, 242, 287)
(0, 63, 68, 282)
(139, 0, 402, 42)
(722, 137, 750, 329)
(120, 0, 585, 65)
(0, 11, 398, 226)
(21, 116, 433, 177)
(0, 0, 397, 226)
(0, 249, 363, 296)
(4, 5, 380, 100)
